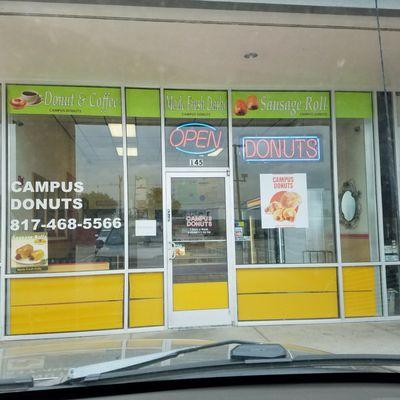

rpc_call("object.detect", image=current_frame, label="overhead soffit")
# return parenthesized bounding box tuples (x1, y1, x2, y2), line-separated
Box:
(0, 1, 399, 89)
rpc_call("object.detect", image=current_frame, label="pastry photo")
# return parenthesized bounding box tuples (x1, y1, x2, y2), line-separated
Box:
(233, 95, 259, 116)
(265, 191, 301, 223)
(14, 243, 45, 265)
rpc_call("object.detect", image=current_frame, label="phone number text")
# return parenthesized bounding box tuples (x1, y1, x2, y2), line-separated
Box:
(10, 218, 122, 231)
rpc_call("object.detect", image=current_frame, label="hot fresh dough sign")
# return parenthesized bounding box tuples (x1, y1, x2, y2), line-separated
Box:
(260, 174, 308, 229)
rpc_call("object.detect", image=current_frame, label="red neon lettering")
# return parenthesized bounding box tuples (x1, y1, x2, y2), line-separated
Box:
(282, 140, 295, 158)
(209, 130, 222, 149)
(196, 129, 209, 148)
(256, 139, 270, 159)
(306, 138, 318, 158)
(244, 139, 256, 158)
(295, 139, 306, 158)
(270, 139, 282, 159)
(169, 128, 185, 147)
(243, 136, 319, 160)
(184, 129, 197, 145)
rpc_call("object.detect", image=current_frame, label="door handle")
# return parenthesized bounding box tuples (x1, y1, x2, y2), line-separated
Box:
(169, 242, 176, 260)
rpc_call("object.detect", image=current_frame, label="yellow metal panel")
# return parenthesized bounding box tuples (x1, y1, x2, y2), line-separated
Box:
(129, 273, 163, 299)
(10, 275, 124, 306)
(129, 299, 164, 327)
(237, 268, 337, 294)
(173, 282, 228, 311)
(10, 301, 123, 334)
(344, 291, 377, 317)
(238, 293, 338, 320)
(343, 267, 375, 291)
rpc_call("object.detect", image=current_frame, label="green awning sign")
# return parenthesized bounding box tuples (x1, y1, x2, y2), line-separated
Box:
(335, 92, 372, 119)
(126, 88, 160, 118)
(7, 85, 121, 116)
(164, 90, 227, 119)
(232, 91, 330, 119)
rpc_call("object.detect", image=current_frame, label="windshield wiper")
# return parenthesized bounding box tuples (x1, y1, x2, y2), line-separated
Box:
(60, 342, 400, 387)
(63, 340, 266, 383)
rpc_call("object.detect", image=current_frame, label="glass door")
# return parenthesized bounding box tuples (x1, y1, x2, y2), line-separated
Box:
(166, 172, 231, 328)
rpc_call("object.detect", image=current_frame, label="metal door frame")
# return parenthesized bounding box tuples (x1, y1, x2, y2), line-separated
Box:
(165, 171, 233, 328)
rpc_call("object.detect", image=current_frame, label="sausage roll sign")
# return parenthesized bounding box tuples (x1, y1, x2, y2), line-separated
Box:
(260, 174, 309, 229)
(231, 91, 330, 119)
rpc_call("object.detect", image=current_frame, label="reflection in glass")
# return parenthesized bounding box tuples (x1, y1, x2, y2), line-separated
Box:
(233, 119, 336, 265)
(8, 114, 124, 272)
(337, 117, 379, 262)
(379, 92, 400, 262)
(127, 117, 163, 269)
(386, 265, 400, 316)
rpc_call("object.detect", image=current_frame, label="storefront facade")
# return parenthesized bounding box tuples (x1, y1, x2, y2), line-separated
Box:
(1, 0, 400, 338)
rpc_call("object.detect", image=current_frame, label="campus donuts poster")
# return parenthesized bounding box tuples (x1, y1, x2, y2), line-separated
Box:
(260, 174, 308, 229)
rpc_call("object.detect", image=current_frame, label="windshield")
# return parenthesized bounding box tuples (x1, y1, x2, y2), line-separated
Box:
(1, 0, 400, 393)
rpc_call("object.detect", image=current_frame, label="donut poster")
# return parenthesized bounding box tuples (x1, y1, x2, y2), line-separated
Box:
(260, 174, 308, 229)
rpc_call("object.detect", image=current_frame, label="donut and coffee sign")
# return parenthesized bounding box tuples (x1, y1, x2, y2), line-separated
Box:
(7, 85, 121, 116)
(232, 91, 330, 119)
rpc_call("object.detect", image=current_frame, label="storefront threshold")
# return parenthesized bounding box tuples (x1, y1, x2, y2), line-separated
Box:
(1, 326, 167, 341)
(237, 317, 390, 326)
(3, 316, 400, 340)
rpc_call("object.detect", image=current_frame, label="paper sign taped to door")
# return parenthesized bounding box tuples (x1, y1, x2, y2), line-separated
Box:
(135, 220, 157, 236)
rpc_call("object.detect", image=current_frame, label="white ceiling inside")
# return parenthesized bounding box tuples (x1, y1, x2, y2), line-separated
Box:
(1, 1, 400, 90)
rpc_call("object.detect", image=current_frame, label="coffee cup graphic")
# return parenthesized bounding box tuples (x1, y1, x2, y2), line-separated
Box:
(20, 90, 40, 105)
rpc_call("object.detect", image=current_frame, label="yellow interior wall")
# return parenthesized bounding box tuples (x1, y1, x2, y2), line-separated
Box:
(129, 273, 164, 327)
(9, 275, 124, 334)
(237, 268, 338, 321)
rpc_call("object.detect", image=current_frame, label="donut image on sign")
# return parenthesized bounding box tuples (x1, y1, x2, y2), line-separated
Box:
(265, 191, 301, 223)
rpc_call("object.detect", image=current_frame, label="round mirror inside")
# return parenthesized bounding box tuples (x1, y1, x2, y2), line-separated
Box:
(341, 190, 356, 222)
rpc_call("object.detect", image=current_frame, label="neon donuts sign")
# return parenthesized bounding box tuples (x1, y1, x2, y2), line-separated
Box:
(168, 122, 224, 156)
(242, 135, 321, 162)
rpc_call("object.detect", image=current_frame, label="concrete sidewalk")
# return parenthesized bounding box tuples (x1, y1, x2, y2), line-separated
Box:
(1, 321, 400, 380)
(129, 321, 400, 354)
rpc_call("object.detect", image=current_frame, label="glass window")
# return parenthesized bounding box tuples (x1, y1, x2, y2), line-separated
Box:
(233, 91, 336, 265)
(378, 92, 400, 262)
(0, 84, 2, 261)
(8, 85, 124, 273)
(336, 92, 379, 263)
(164, 90, 228, 168)
(386, 265, 400, 316)
(171, 177, 228, 286)
(126, 88, 163, 269)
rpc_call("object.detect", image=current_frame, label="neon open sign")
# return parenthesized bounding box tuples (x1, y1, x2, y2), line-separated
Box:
(169, 122, 224, 156)
(242, 136, 321, 162)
